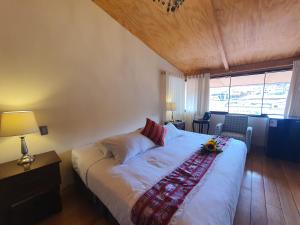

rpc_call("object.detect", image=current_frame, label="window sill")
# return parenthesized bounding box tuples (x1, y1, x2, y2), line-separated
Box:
(210, 111, 269, 118)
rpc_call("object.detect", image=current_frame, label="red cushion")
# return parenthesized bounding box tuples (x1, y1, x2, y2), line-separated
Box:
(141, 118, 166, 146)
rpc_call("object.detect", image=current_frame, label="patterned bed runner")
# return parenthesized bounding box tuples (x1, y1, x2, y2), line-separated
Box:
(131, 136, 230, 225)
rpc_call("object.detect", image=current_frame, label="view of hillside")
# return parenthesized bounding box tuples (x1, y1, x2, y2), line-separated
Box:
(209, 71, 292, 115)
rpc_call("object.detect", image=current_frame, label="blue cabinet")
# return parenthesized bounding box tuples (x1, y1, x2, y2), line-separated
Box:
(266, 115, 300, 162)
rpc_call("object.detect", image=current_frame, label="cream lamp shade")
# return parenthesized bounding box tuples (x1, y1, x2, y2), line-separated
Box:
(166, 102, 176, 111)
(0, 111, 39, 137)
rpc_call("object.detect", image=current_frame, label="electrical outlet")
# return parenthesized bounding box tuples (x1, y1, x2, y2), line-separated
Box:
(39, 126, 48, 135)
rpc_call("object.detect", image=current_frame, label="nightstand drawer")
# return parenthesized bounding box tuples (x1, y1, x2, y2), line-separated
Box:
(1, 164, 61, 206)
(9, 188, 61, 225)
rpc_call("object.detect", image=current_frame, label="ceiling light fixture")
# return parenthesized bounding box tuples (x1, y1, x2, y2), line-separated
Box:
(152, 0, 185, 13)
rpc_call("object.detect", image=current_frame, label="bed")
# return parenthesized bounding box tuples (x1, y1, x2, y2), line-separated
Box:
(72, 130, 247, 225)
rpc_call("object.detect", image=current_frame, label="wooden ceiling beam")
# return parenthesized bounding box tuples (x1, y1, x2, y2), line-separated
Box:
(209, 0, 229, 71)
(186, 56, 300, 77)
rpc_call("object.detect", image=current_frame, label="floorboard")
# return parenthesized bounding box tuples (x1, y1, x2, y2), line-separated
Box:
(263, 157, 286, 225)
(271, 160, 300, 225)
(40, 187, 106, 225)
(281, 161, 300, 215)
(233, 155, 252, 225)
(41, 149, 300, 225)
(250, 152, 268, 225)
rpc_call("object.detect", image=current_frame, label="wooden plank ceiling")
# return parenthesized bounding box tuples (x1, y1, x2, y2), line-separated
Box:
(93, 0, 300, 74)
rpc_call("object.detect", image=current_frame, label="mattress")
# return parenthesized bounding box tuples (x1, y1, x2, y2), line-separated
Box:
(72, 131, 247, 225)
(72, 143, 106, 184)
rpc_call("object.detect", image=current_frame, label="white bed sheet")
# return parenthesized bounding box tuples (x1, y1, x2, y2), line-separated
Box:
(72, 131, 247, 225)
(72, 144, 106, 183)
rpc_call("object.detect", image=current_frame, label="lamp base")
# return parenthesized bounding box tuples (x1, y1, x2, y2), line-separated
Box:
(171, 111, 174, 121)
(18, 154, 35, 165)
(17, 136, 35, 165)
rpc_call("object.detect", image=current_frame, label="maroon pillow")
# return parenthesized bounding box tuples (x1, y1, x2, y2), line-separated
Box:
(141, 118, 166, 146)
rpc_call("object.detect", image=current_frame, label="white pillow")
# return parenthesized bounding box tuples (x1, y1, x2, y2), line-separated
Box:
(95, 142, 113, 157)
(101, 131, 156, 164)
(164, 123, 182, 143)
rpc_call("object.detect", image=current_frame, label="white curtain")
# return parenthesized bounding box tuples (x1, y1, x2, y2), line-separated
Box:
(285, 60, 300, 117)
(165, 73, 185, 121)
(184, 73, 210, 130)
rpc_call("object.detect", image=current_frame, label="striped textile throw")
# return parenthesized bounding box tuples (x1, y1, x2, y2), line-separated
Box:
(131, 136, 230, 225)
(141, 118, 166, 146)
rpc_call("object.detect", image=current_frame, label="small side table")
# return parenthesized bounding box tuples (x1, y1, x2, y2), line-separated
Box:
(0, 151, 62, 225)
(192, 119, 210, 134)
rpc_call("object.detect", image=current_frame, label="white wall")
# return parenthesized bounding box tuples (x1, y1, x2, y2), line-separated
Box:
(0, 0, 181, 187)
(208, 114, 268, 147)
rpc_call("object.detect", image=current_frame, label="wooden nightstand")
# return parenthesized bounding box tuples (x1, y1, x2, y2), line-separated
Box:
(164, 121, 186, 130)
(0, 151, 62, 225)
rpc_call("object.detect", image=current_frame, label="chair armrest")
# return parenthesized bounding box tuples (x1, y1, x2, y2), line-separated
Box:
(246, 126, 253, 152)
(215, 123, 223, 135)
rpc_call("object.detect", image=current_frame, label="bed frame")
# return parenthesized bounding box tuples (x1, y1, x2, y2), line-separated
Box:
(72, 169, 120, 225)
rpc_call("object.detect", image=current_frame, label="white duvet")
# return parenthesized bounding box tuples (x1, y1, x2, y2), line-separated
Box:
(72, 131, 247, 225)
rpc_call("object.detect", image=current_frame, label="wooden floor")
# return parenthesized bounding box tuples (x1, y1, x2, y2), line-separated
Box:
(41, 149, 300, 225)
(234, 149, 300, 225)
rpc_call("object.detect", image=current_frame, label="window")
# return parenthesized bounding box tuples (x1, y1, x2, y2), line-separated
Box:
(262, 71, 292, 115)
(209, 77, 230, 112)
(209, 70, 292, 115)
(229, 74, 265, 115)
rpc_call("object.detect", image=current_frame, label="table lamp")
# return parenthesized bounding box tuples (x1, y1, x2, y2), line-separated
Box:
(166, 102, 176, 121)
(0, 111, 39, 165)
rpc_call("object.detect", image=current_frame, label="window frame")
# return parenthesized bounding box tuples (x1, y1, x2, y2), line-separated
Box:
(209, 68, 293, 116)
